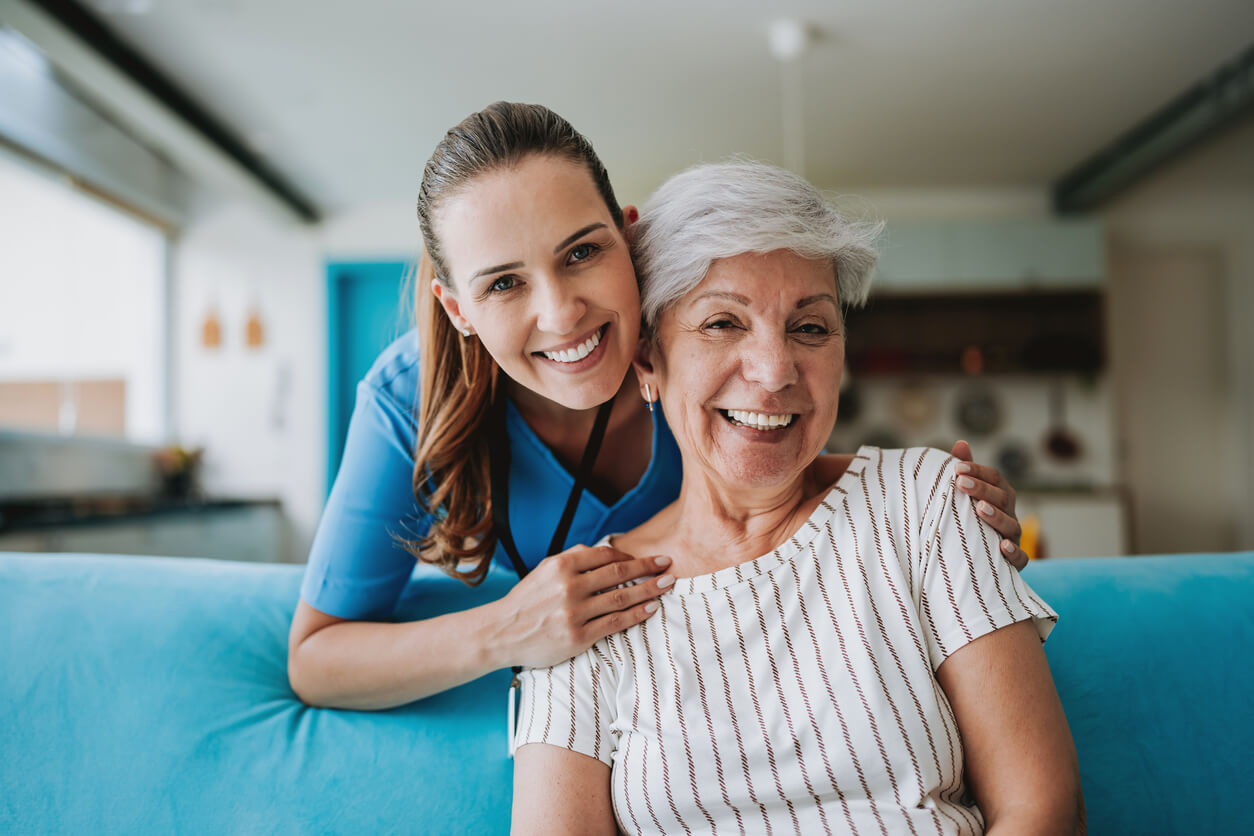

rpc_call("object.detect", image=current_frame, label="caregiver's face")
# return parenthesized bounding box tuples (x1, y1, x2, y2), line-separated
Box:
(432, 154, 640, 411)
(646, 249, 844, 488)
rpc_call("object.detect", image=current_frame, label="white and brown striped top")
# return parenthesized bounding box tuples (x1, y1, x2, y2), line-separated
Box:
(515, 446, 1057, 836)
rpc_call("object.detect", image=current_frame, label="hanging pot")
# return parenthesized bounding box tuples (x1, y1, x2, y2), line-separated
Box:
(954, 385, 1002, 437)
(892, 380, 938, 431)
(995, 440, 1033, 483)
(1042, 379, 1082, 462)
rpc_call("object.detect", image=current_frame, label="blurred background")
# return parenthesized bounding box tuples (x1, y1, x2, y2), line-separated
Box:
(0, 0, 1250, 564)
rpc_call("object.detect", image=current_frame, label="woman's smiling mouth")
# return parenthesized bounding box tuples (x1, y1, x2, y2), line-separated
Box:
(719, 409, 796, 430)
(534, 324, 610, 371)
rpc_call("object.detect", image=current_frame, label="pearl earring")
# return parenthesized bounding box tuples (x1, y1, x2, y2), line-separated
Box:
(643, 383, 654, 414)
(461, 327, 471, 338)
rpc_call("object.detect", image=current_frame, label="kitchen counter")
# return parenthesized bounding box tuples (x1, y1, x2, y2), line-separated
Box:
(0, 495, 280, 533)
(0, 496, 286, 563)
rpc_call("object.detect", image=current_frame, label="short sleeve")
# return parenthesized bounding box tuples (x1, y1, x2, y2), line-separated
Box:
(916, 453, 1057, 667)
(299, 379, 427, 620)
(515, 646, 616, 767)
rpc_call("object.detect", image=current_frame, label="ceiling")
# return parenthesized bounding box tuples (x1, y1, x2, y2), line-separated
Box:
(62, 0, 1254, 214)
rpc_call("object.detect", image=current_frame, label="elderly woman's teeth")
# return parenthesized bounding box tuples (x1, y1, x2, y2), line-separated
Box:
(542, 329, 601, 363)
(725, 409, 794, 430)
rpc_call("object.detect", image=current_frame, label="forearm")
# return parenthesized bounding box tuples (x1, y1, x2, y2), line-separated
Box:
(289, 598, 513, 710)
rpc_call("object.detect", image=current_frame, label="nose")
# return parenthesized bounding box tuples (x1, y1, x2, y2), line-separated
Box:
(739, 330, 799, 392)
(533, 276, 587, 336)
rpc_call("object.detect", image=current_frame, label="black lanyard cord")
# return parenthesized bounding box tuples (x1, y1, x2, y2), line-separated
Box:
(489, 392, 617, 679)
(489, 393, 617, 581)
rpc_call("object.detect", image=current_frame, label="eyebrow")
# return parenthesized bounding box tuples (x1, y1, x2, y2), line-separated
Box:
(468, 223, 608, 282)
(797, 293, 839, 309)
(553, 223, 607, 254)
(470, 261, 524, 281)
(694, 291, 839, 309)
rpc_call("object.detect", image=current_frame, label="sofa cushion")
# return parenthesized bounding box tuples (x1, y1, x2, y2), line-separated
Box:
(1, 554, 516, 835)
(1025, 552, 1254, 835)
(2, 551, 1252, 835)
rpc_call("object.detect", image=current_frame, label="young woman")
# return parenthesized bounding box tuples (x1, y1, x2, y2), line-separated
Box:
(287, 102, 1028, 710)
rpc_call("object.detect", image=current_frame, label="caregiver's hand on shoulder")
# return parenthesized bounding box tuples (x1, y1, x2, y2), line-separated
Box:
(495, 545, 672, 669)
(949, 440, 1028, 571)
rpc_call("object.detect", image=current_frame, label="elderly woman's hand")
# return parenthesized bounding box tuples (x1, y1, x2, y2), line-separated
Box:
(950, 440, 1027, 570)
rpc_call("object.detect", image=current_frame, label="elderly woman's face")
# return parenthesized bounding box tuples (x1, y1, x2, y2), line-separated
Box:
(641, 249, 844, 490)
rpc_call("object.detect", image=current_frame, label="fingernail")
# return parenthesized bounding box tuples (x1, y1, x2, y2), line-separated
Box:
(657, 574, 675, 589)
(1001, 539, 1015, 553)
(959, 477, 975, 490)
(644, 601, 660, 613)
(654, 556, 672, 567)
(978, 501, 994, 516)
(953, 462, 971, 474)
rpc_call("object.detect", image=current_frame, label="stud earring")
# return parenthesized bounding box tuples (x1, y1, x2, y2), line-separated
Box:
(461, 327, 471, 338)
(643, 383, 654, 414)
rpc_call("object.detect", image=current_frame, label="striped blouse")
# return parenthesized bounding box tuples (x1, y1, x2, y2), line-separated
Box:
(515, 446, 1057, 835)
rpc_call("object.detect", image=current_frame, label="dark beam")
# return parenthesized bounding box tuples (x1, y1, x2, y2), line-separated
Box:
(1053, 42, 1254, 214)
(29, 0, 321, 222)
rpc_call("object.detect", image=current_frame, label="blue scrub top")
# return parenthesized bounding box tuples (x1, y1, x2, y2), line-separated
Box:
(300, 330, 684, 620)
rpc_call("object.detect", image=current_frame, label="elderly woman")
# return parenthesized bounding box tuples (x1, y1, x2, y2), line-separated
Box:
(511, 161, 1082, 835)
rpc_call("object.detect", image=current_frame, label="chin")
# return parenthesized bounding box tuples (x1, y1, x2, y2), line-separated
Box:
(541, 376, 625, 412)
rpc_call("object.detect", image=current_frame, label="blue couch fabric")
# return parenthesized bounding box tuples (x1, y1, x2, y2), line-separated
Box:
(1, 552, 1251, 835)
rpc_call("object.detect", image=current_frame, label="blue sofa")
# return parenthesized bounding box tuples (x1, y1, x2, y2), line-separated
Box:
(2, 551, 1251, 835)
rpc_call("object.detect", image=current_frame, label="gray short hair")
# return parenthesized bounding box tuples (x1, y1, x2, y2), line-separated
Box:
(632, 159, 882, 331)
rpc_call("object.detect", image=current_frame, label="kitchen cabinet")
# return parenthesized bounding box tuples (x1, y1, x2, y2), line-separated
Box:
(0, 503, 284, 563)
(875, 218, 1103, 291)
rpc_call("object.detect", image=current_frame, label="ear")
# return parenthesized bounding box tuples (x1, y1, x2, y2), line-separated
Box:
(632, 335, 661, 398)
(621, 204, 640, 244)
(431, 279, 472, 334)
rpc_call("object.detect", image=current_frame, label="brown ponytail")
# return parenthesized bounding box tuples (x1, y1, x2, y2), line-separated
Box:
(404, 102, 622, 585)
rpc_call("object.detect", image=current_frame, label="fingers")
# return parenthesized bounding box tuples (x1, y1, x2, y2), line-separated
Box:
(999, 537, 1030, 571)
(955, 471, 1011, 516)
(582, 572, 674, 621)
(953, 459, 1009, 491)
(566, 543, 637, 573)
(582, 599, 663, 644)
(973, 497, 1023, 545)
(950, 439, 973, 462)
(578, 550, 672, 595)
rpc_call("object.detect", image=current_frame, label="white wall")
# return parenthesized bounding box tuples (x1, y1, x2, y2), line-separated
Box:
(171, 201, 323, 563)
(171, 198, 422, 564)
(1102, 117, 1254, 552)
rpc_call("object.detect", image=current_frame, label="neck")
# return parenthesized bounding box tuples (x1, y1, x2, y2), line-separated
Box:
(507, 374, 653, 500)
(508, 373, 643, 447)
(666, 463, 829, 570)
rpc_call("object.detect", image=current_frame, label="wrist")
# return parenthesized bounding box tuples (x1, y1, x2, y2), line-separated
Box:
(477, 596, 518, 670)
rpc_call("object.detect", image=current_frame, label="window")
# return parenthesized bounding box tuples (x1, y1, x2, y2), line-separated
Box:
(0, 147, 168, 442)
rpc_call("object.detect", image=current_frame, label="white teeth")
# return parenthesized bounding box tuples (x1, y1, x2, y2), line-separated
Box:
(542, 329, 601, 363)
(725, 409, 794, 430)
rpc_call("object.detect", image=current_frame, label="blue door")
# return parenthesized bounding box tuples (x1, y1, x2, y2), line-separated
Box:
(326, 260, 413, 494)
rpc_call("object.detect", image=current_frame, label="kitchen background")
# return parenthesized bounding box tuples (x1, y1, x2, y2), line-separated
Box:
(1, 0, 1251, 565)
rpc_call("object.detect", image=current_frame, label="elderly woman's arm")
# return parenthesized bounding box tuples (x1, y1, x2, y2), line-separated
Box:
(937, 620, 1084, 834)
(512, 745, 616, 836)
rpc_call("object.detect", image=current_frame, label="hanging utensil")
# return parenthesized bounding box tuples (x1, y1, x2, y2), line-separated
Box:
(954, 385, 1002, 437)
(1043, 378, 1082, 462)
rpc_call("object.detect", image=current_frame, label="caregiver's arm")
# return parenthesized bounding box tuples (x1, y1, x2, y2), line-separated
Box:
(937, 620, 1084, 835)
(512, 745, 616, 836)
(289, 545, 669, 709)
